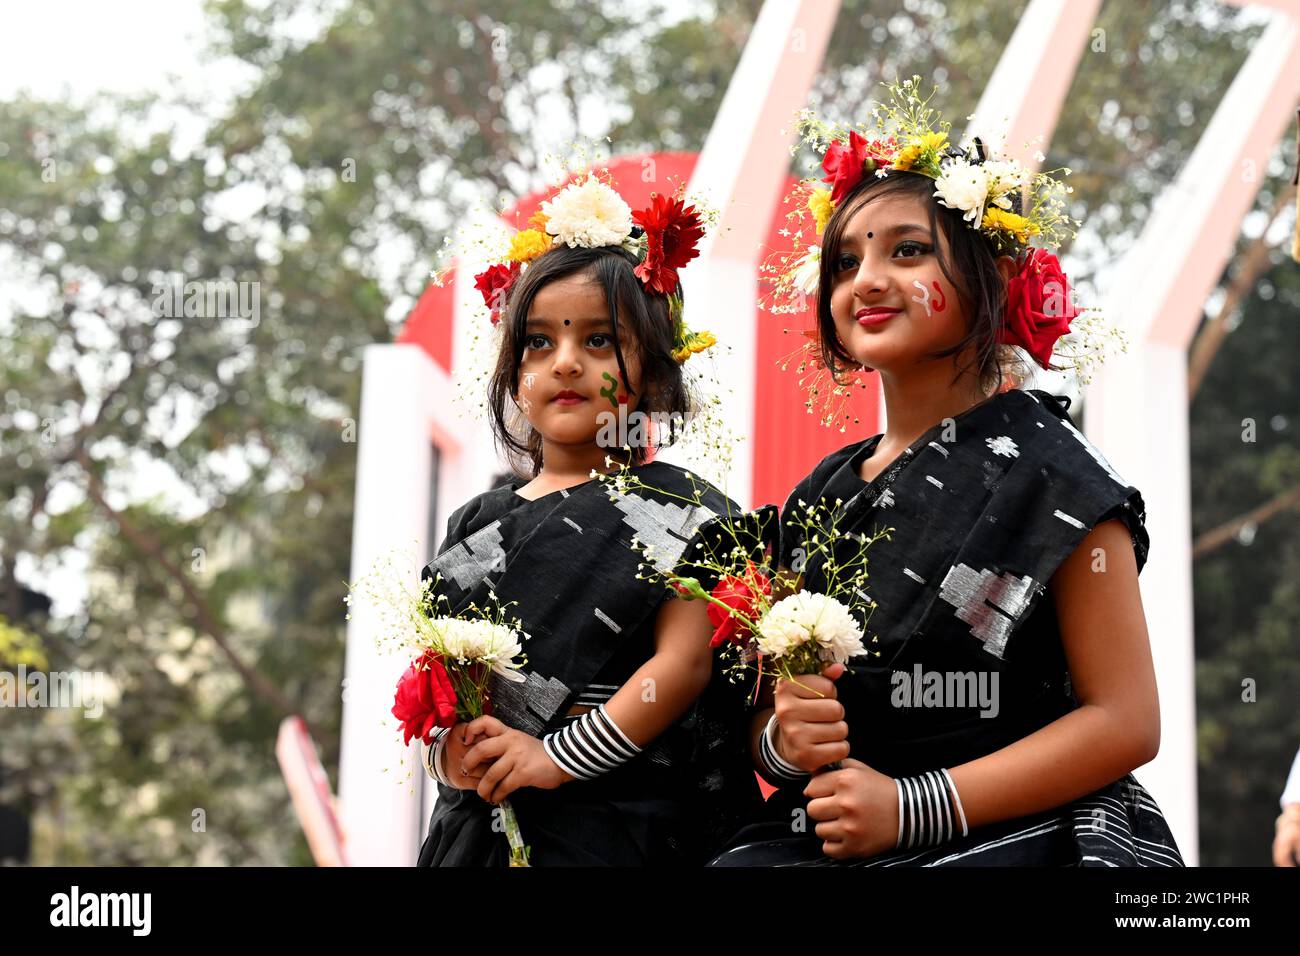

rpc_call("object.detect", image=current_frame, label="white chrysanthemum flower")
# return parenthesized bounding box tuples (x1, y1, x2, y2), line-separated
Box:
(934, 159, 991, 225)
(756, 591, 866, 663)
(434, 618, 526, 682)
(981, 159, 1032, 211)
(792, 245, 821, 295)
(541, 177, 633, 249)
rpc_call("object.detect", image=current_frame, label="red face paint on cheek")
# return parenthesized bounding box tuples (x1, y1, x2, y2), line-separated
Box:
(931, 280, 947, 312)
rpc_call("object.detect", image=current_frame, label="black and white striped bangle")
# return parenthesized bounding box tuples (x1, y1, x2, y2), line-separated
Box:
(542, 704, 641, 780)
(423, 726, 454, 787)
(894, 768, 969, 849)
(757, 714, 811, 782)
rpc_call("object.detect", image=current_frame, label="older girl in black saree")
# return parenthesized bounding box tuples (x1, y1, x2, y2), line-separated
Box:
(714, 81, 1183, 867)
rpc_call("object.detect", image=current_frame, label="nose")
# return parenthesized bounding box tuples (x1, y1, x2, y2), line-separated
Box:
(551, 338, 582, 377)
(850, 253, 888, 305)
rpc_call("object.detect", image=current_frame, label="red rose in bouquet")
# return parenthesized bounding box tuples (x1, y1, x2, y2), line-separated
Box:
(706, 562, 772, 649)
(391, 650, 458, 746)
(632, 193, 704, 295)
(1000, 249, 1079, 369)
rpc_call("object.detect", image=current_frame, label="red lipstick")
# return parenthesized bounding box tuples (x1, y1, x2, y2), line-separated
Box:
(856, 307, 900, 327)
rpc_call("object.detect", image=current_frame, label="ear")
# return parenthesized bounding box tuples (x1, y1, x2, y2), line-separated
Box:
(994, 254, 1021, 287)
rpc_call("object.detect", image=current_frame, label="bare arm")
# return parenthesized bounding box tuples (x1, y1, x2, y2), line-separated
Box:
(461, 594, 716, 802)
(600, 593, 714, 745)
(945, 518, 1161, 827)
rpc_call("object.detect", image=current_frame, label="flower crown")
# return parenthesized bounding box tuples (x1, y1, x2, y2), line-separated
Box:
(472, 174, 717, 364)
(763, 76, 1124, 430)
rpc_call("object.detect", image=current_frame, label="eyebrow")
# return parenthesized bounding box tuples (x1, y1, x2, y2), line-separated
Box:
(524, 315, 613, 329)
(843, 222, 932, 245)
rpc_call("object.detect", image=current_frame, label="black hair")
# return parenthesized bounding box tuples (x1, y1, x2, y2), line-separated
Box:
(815, 168, 1032, 396)
(487, 243, 692, 476)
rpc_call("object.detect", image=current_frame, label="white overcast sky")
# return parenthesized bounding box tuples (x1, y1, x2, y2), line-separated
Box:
(1, 0, 224, 102)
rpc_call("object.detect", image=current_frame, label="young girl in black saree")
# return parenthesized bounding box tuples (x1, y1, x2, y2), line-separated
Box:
(715, 78, 1183, 867)
(416, 176, 759, 866)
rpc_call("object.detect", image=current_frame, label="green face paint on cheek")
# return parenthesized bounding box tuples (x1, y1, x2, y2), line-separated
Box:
(600, 372, 619, 409)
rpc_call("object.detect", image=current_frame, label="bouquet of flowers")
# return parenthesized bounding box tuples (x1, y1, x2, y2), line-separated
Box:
(595, 465, 891, 696)
(348, 559, 533, 866)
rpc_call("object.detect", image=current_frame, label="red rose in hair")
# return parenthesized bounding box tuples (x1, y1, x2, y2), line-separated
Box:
(821, 131, 898, 204)
(474, 261, 520, 325)
(391, 650, 458, 745)
(999, 249, 1079, 369)
(706, 563, 772, 649)
(632, 194, 704, 295)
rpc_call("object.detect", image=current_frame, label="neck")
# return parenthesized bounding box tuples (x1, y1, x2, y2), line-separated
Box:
(536, 438, 630, 485)
(876, 362, 996, 452)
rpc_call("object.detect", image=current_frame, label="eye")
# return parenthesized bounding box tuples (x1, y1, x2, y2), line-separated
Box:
(834, 253, 858, 272)
(894, 241, 933, 259)
(524, 334, 550, 350)
(588, 332, 614, 349)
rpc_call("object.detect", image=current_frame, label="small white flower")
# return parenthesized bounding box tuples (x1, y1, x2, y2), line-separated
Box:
(541, 177, 633, 249)
(791, 245, 821, 296)
(981, 159, 1032, 211)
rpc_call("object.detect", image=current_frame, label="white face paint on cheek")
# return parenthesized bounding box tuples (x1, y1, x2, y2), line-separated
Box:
(522, 372, 536, 390)
(911, 279, 932, 317)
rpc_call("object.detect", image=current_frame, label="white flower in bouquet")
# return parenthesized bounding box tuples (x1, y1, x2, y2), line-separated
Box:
(756, 591, 866, 664)
(433, 617, 528, 683)
(541, 177, 633, 249)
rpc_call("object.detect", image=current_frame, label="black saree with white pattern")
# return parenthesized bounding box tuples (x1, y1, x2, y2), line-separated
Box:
(711, 387, 1183, 867)
(415, 461, 763, 867)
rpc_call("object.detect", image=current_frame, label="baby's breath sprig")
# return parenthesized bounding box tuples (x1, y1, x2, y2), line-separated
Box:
(596, 463, 893, 692)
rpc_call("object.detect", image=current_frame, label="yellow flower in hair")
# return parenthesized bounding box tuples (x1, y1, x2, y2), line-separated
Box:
(529, 210, 549, 230)
(672, 328, 716, 363)
(507, 228, 552, 263)
(807, 186, 835, 236)
(981, 208, 1040, 244)
(893, 131, 948, 172)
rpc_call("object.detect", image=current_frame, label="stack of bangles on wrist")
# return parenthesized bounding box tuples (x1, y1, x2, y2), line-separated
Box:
(423, 726, 455, 787)
(543, 703, 641, 780)
(759, 715, 971, 850)
(894, 769, 969, 849)
(423, 705, 642, 786)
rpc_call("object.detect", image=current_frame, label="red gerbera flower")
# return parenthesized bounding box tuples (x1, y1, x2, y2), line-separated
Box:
(473, 261, 521, 325)
(632, 194, 705, 295)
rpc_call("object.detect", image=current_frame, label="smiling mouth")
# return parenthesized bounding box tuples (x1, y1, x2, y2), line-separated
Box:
(856, 308, 901, 326)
